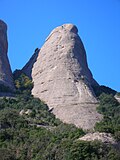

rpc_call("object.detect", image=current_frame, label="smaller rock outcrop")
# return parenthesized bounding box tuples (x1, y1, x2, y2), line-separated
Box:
(0, 20, 14, 90)
(115, 94, 120, 103)
(19, 109, 32, 116)
(22, 48, 39, 79)
(79, 132, 116, 144)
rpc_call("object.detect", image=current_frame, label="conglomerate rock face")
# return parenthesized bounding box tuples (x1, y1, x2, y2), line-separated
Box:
(32, 24, 102, 130)
(0, 20, 14, 89)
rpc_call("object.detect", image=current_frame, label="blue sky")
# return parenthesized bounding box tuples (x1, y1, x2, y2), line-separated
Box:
(0, 0, 120, 91)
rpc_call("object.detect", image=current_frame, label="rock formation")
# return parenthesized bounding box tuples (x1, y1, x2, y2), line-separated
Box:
(32, 24, 102, 130)
(22, 48, 39, 79)
(79, 132, 116, 144)
(0, 20, 14, 90)
(115, 94, 120, 103)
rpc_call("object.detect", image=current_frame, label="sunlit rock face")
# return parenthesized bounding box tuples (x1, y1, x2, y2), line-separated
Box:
(0, 20, 14, 89)
(32, 24, 102, 130)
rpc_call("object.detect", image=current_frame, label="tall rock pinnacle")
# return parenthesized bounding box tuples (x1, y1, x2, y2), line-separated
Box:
(32, 24, 102, 130)
(0, 20, 14, 89)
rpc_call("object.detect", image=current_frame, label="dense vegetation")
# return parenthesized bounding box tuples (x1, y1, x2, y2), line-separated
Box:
(0, 74, 120, 159)
(95, 93, 120, 141)
(0, 94, 120, 160)
(0, 84, 13, 93)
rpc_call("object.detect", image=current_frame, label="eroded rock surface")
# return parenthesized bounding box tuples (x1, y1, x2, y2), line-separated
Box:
(0, 20, 14, 89)
(32, 24, 102, 130)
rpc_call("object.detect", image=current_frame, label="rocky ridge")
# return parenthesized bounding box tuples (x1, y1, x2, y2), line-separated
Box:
(32, 24, 102, 130)
(0, 20, 14, 90)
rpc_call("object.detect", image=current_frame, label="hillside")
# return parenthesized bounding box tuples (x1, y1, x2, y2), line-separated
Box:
(0, 73, 120, 160)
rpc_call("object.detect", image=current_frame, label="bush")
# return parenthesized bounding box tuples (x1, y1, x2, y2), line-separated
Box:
(14, 73, 33, 91)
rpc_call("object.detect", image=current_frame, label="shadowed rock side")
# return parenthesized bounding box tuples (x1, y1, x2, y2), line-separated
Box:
(32, 24, 102, 130)
(0, 20, 14, 89)
(22, 48, 39, 79)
